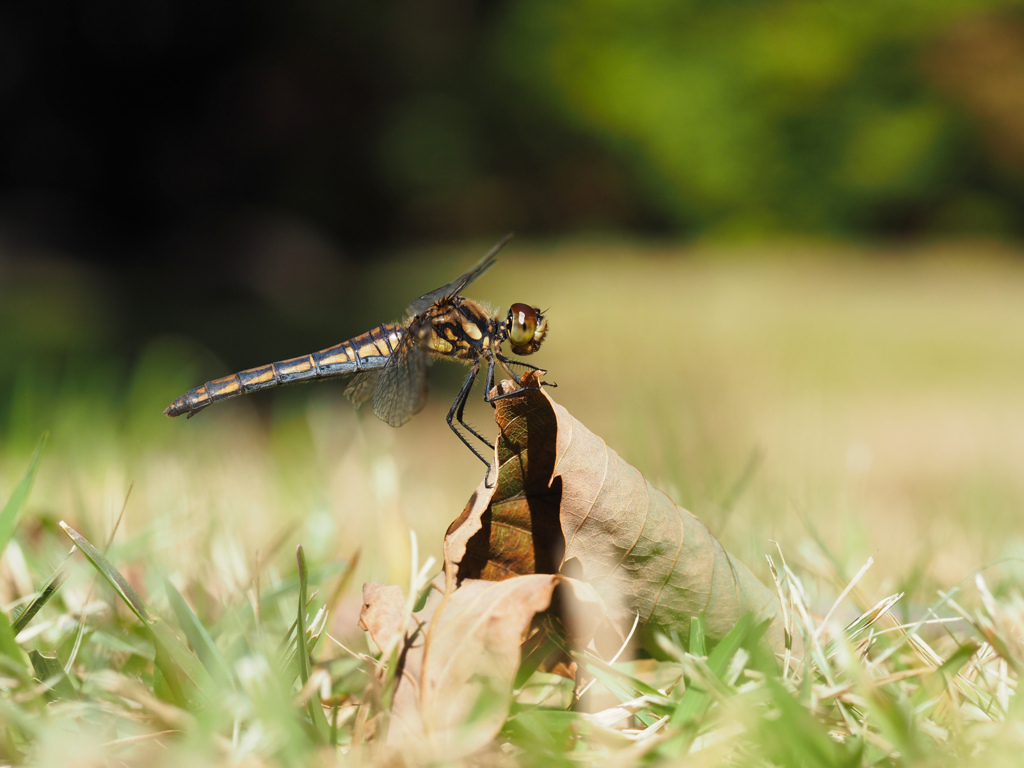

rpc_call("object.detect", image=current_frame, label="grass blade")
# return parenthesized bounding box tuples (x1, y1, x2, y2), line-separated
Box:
(60, 521, 214, 705)
(29, 649, 78, 701)
(0, 433, 48, 556)
(12, 564, 69, 635)
(165, 577, 234, 687)
(0, 609, 28, 667)
(61, 522, 151, 622)
(668, 613, 767, 729)
(296, 546, 331, 740)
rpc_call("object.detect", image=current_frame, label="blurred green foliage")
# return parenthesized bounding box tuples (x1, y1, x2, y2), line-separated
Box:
(493, 0, 1024, 236)
(7, 1, 1024, 248)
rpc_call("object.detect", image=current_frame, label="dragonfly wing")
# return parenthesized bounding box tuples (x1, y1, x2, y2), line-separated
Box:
(344, 370, 380, 407)
(405, 233, 513, 317)
(371, 338, 429, 427)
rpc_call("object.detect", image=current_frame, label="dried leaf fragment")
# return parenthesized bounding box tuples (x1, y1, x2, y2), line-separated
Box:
(359, 572, 606, 757)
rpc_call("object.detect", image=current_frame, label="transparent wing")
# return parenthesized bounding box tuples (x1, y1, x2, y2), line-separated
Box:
(371, 337, 429, 427)
(343, 370, 380, 407)
(405, 233, 513, 317)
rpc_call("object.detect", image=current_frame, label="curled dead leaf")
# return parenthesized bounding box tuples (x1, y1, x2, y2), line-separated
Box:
(445, 372, 794, 657)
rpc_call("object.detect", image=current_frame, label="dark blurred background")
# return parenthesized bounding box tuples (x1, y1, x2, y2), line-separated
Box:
(3, 0, 1024, 423)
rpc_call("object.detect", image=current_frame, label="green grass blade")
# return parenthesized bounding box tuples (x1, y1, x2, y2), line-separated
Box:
(0, 608, 28, 667)
(515, 629, 564, 691)
(577, 661, 664, 727)
(503, 708, 590, 761)
(759, 677, 853, 766)
(61, 522, 151, 622)
(164, 577, 234, 687)
(296, 546, 331, 740)
(296, 547, 312, 687)
(670, 614, 752, 728)
(0, 433, 48, 556)
(937, 640, 980, 678)
(12, 565, 68, 635)
(149, 623, 217, 706)
(574, 652, 666, 702)
(705, 614, 767, 677)
(60, 521, 214, 705)
(29, 649, 78, 701)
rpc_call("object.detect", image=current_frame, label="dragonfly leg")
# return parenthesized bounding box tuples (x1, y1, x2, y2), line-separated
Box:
(497, 356, 546, 374)
(483, 355, 521, 402)
(483, 355, 501, 402)
(496, 355, 556, 388)
(486, 354, 557, 401)
(446, 362, 495, 468)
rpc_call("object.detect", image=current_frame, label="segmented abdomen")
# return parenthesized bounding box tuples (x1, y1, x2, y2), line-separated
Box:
(164, 324, 403, 417)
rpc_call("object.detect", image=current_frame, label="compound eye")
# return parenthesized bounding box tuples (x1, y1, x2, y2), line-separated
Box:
(507, 303, 538, 346)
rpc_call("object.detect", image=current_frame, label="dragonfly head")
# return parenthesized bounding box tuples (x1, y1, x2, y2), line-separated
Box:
(505, 303, 547, 355)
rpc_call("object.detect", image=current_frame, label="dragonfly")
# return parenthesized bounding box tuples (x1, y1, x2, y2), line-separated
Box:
(164, 235, 550, 469)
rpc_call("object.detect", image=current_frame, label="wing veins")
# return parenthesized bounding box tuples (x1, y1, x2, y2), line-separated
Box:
(405, 233, 513, 317)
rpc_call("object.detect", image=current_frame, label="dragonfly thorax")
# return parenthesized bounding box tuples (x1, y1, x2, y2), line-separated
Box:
(416, 297, 497, 362)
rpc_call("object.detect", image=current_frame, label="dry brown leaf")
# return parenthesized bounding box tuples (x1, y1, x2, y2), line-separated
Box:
(358, 573, 606, 757)
(358, 582, 406, 653)
(445, 373, 793, 657)
(444, 376, 563, 584)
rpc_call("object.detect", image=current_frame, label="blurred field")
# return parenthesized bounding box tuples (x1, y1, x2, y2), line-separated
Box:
(3, 239, 1024, 621)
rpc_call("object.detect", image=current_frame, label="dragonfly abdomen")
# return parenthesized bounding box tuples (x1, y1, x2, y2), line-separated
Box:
(164, 324, 403, 418)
